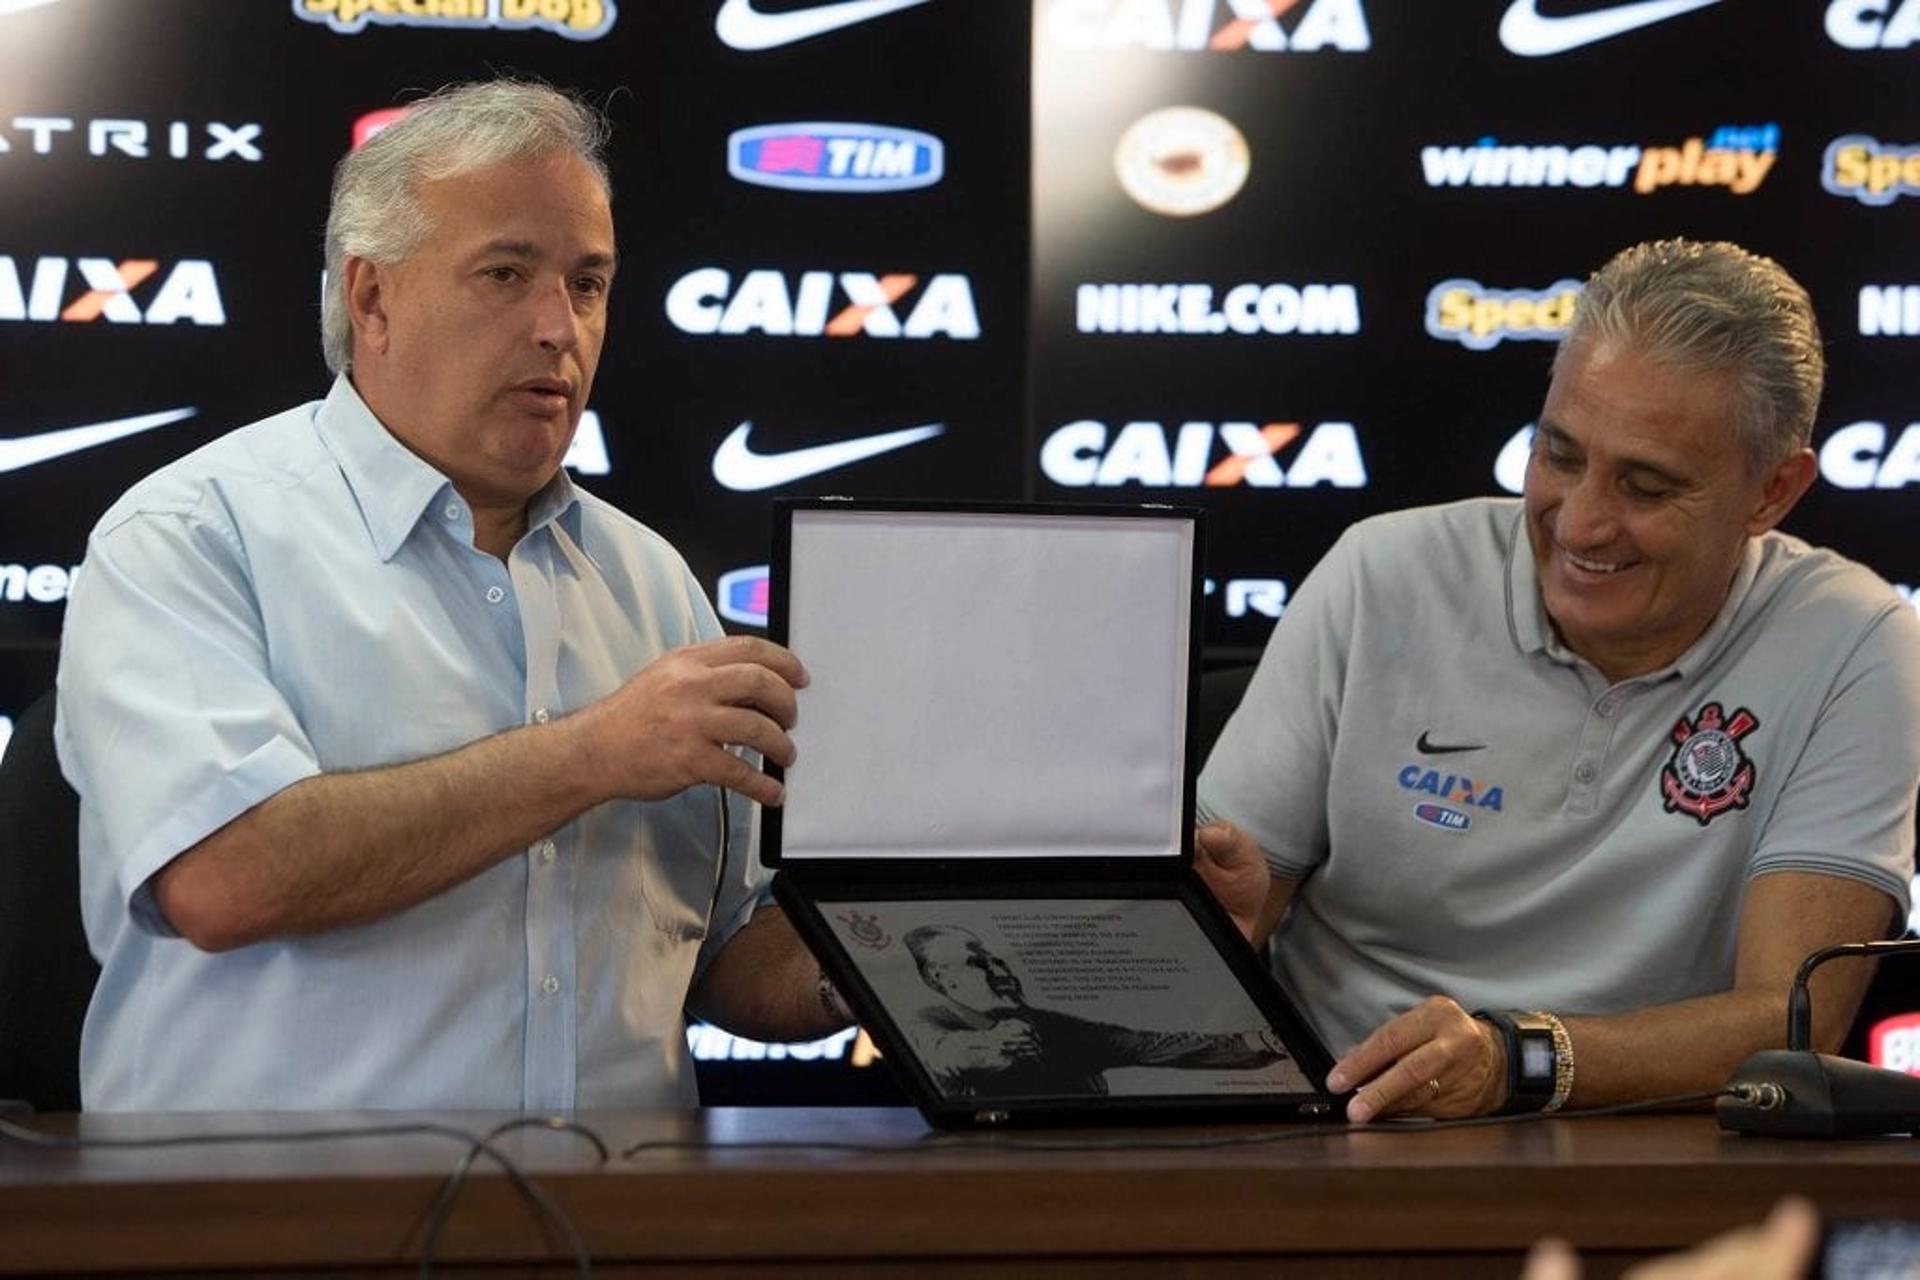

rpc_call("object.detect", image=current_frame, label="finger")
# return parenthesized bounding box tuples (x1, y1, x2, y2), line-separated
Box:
(707, 662, 801, 729)
(1521, 1238, 1581, 1280)
(1328, 1003, 1438, 1094)
(1753, 1197, 1820, 1279)
(694, 743, 784, 807)
(707, 707, 797, 769)
(1194, 820, 1244, 861)
(688, 635, 809, 688)
(1347, 1037, 1457, 1123)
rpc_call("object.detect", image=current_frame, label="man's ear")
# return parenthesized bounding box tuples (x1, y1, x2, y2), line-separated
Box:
(1747, 447, 1817, 535)
(343, 256, 391, 359)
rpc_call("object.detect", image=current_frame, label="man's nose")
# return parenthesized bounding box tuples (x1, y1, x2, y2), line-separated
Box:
(532, 277, 581, 354)
(1555, 470, 1619, 548)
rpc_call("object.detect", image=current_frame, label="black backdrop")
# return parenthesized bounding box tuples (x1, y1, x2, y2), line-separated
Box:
(1, 0, 1915, 1094)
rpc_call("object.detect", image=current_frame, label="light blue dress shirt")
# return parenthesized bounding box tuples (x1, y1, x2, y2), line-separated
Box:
(56, 376, 766, 1112)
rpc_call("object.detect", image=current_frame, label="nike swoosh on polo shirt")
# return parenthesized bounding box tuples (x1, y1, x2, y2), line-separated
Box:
(715, 0, 932, 51)
(1498, 0, 1721, 56)
(711, 421, 944, 491)
(0, 408, 198, 474)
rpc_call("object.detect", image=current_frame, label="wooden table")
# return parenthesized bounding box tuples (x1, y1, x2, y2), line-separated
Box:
(2, 1107, 1917, 1276)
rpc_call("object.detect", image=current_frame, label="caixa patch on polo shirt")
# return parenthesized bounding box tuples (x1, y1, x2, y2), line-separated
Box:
(1660, 702, 1760, 826)
(1396, 764, 1505, 833)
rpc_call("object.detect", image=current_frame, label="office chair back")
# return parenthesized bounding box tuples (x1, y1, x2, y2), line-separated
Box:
(0, 689, 97, 1113)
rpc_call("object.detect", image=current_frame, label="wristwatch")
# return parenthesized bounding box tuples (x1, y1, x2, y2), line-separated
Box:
(1473, 1009, 1557, 1114)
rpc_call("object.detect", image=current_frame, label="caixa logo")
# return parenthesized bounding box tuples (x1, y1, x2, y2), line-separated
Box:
(1827, 0, 1920, 47)
(1818, 422, 1920, 488)
(1046, 0, 1370, 50)
(0, 256, 224, 325)
(293, 0, 615, 39)
(716, 565, 771, 627)
(1040, 420, 1367, 488)
(666, 268, 978, 339)
(728, 123, 942, 193)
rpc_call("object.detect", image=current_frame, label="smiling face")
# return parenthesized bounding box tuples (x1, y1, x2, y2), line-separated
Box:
(915, 929, 1027, 1013)
(1524, 336, 1815, 682)
(345, 150, 616, 516)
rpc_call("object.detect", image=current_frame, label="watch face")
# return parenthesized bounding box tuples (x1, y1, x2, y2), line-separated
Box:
(1521, 1039, 1555, 1082)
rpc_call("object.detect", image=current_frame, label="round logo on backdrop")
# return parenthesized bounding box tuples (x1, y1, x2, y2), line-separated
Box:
(1113, 106, 1250, 217)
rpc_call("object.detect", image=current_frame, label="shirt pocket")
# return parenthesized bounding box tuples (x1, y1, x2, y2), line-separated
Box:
(634, 790, 721, 944)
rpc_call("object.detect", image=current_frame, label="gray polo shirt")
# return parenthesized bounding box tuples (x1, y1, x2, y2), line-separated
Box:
(1198, 498, 1920, 1055)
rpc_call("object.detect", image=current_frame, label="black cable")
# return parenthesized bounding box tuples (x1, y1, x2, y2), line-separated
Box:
(0, 1113, 605, 1277)
(618, 1088, 1735, 1159)
(415, 1116, 606, 1280)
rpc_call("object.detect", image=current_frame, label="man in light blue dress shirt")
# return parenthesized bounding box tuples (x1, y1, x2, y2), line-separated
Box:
(54, 81, 850, 1111)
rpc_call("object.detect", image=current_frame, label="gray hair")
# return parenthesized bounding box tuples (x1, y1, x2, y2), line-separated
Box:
(320, 80, 612, 375)
(1556, 239, 1824, 471)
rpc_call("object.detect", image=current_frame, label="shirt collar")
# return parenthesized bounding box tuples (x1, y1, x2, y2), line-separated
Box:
(1504, 505, 1764, 682)
(313, 375, 581, 562)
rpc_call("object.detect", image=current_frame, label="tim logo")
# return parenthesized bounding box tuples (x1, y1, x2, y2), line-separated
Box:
(716, 565, 770, 627)
(0, 256, 224, 325)
(1413, 803, 1470, 832)
(728, 123, 942, 193)
(292, 0, 615, 39)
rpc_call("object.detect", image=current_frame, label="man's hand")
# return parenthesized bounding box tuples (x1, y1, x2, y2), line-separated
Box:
(1194, 820, 1274, 944)
(1327, 995, 1508, 1122)
(575, 635, 808, 808)
(1524, 1196, 1820, 1280)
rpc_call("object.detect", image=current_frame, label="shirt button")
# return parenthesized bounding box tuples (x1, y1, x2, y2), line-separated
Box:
(538, 839, 557, 864)
(485, 585, 505, 604)
(542, 976, 561, 996)
(1597, 696, 1618, 717)
(1574, 761, 1597, 784)
(532, 707, 551, 724)
(443, 504, 460, 521)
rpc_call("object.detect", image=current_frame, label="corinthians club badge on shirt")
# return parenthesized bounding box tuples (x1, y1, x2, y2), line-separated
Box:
(1660, 701, 1760, 826)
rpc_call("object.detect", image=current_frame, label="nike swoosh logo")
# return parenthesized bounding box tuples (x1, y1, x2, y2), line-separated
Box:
(712, 420, 943, 491)
(1499, 0, 1721, 56)
(1417, 731, 1486, 755)
(715, 0, 932, 50)
(0, 407, 197, 474)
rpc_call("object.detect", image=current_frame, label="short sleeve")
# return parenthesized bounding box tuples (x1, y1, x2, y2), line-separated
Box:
(1749, 601, 1920, 920)
(1196, 528, 1359, 878)
(56, 504, 321, 936)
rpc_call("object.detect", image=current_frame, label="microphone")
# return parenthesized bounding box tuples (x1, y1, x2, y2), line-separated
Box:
(1717, 939, 1920, 1138)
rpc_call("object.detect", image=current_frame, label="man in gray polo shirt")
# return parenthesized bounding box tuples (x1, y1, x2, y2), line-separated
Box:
(1196, 239, 1920, 1123)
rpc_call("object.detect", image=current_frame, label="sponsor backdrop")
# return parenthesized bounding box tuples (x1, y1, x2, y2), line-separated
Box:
(0, 0, 1914, 1095)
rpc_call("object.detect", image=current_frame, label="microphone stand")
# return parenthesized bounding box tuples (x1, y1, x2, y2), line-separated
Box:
(1718, 939, 1920, 1137)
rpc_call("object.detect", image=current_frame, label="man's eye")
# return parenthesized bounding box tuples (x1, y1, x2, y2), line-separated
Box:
(572, 275, 607, 298)
(1625, 479, 1674, 500)
(484, 266, 521, 284)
